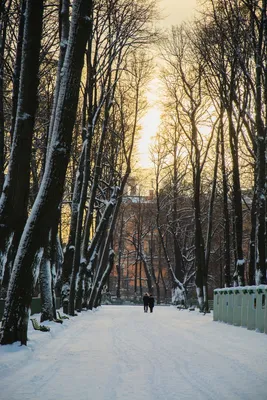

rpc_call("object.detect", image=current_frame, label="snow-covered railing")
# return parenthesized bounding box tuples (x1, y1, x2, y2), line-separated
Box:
(213, 286, 267, 333)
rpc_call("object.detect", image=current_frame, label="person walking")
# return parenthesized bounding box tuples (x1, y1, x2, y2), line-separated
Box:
(143, 292, 149, 313)
(148, 293, 155, 313)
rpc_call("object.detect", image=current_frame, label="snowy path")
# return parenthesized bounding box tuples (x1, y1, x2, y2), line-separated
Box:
(1, 305, 267, 400)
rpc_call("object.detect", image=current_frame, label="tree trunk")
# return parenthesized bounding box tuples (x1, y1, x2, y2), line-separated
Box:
(194, 167, 206, 311)
(227, 110, 244, 285)
(116, 263, 121, 299)
(255, 0, 267, 285)
(220, 118, 231, 287)
(89, 174, 131, 309)
(205, 130, 219, 270)
(94, 249, 115, 308)
(39, 241, 54, 323)
(47, 0, 69, 146)
(0, 0, 13, 192)
(172, 138, 184, 283)
(61, 145, 85, 313)
(10, 0, 26, 142)
(0, 0, 92, 345)
(70, 194, 116, 313)
(40, 210, 61, 322)
(0, 0, 43, 287)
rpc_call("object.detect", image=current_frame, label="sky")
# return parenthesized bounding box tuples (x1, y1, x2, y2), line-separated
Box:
(159, 0, 198, 26)
(137, 0, 198, 168)
(1, 305, 267, 400)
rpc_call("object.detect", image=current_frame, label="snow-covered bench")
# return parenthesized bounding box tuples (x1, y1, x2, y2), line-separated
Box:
(30, 318, 50, 332)
(57, 311, 69, 320)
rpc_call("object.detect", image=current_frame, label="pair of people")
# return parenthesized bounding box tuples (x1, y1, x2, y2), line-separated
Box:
(143, 292, 154, 313)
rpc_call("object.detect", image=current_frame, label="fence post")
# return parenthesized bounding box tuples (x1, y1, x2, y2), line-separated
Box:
(226, 289, 234, 325)
(213, 290, 219, 321)
(233, 288, 242, 326)
(247, 287, 256, 331)
(255, 286, 266, 333)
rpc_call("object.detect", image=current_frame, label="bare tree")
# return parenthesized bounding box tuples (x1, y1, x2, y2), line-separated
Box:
(0, 0, 43, 291)
(0, 0, 92, 345)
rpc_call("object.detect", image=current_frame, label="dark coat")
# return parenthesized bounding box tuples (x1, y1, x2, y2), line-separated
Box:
(143, 294, 149, 306)
(148, 295, 154, 308)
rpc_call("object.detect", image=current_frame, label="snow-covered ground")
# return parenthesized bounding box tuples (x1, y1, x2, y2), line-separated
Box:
(1, 305, 267, 400)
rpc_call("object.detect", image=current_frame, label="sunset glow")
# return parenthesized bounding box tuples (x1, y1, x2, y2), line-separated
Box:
(137, 0, 197, 168)
(138, 106, 161, 168)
